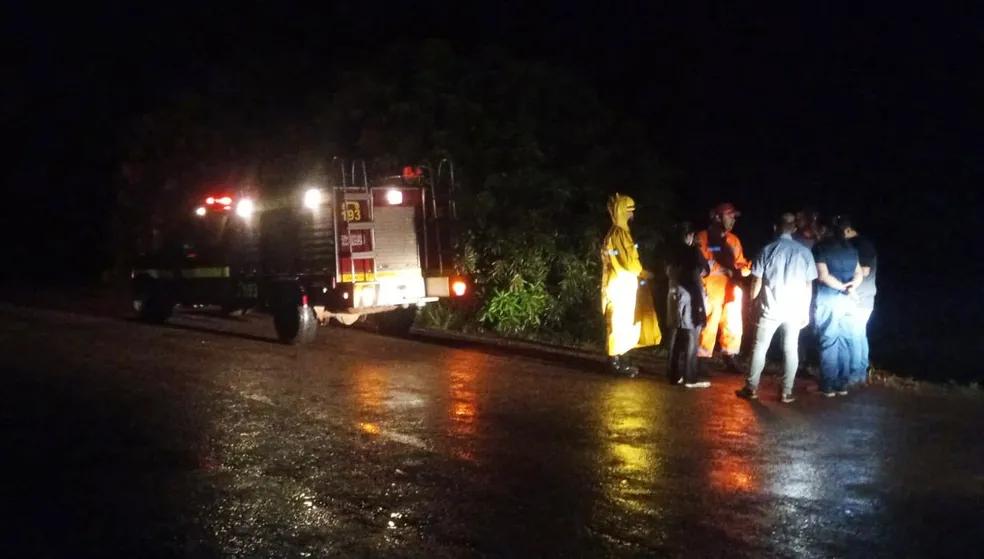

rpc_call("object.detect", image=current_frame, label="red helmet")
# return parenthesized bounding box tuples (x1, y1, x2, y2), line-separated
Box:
(711, 202, 741, 218)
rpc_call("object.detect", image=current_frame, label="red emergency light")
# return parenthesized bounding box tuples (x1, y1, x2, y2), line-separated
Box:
(206, 195, 233, 206)
(401, 166, 423, 179)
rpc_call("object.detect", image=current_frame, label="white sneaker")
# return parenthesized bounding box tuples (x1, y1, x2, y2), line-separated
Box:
(685, 381, 711, 389)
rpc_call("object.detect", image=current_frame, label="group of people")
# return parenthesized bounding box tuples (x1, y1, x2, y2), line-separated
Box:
(600, 194, 877, 402)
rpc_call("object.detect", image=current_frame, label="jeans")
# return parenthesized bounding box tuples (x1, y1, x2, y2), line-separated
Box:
(814, 293, 861, 392)
(746, 317, 800, 396)
(849, 307, 873, 385)
(668, 327, 701, 384)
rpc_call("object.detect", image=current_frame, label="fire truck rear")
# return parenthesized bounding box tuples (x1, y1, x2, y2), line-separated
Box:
(130, 161, 465, 344)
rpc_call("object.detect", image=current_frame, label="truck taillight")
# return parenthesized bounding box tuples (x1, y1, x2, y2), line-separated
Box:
(452, 280, 467, 297)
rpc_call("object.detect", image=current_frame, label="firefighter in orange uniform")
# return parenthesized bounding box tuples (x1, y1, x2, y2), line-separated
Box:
(601, 194, 662, 377)
(696, 203, 750, 368)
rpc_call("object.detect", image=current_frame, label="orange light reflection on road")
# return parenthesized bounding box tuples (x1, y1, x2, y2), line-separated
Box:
(452, 401, 475, 421)
(700, 394, 760, 493)
(445, 351, 484, 461)
(353, 364, 388, 436)
(353, 364, 386, 410)
(710, 452, 755, 492)
(359, 422, 381, 435)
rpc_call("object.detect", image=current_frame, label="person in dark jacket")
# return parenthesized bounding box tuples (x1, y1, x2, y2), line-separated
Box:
(665, 222, 710, 387)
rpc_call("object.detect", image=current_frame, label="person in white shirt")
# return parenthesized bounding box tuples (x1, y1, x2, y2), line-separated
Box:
(736, 213, 818, 403)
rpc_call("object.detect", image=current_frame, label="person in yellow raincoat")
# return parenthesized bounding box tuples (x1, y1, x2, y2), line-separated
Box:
(601, 194, 661, 377)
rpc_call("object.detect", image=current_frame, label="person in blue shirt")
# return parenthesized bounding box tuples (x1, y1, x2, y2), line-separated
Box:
(736, 213, 817, 403)
(812, 217, 864, 397)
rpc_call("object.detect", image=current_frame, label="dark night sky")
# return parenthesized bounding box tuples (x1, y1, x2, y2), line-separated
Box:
(3, 1, 981, 281)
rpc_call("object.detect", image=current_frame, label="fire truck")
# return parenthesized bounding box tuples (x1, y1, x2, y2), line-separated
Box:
(130, 160, 465, 344)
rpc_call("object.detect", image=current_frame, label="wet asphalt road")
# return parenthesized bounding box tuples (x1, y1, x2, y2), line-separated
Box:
(1, 304, 982, 558)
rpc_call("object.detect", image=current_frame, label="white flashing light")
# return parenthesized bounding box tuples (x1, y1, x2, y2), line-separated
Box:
(217, 196, 233, 205)
(195, 206, 207, 217)
(385, 189, 403, 205)
(236, 198, 254, 218)
(303, 188, 322, 210)
(206, 196, 215, 205)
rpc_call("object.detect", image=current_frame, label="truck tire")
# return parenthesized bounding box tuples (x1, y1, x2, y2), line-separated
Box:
(274, 304, 318, 345)
(133, 279, 173, 323)
(377, 307, 418, 336)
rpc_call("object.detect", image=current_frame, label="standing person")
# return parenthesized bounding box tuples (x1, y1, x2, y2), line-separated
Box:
(601, 194, 662, 377)
(665, 222, 711, 388)
(736, 213, 817, 403)
(793, 208, 823, 376)
(842, 219, 877, 385)
(793, 208, 822, 249)
(812, 217, 864, 397)
(696, 203, 751, 370)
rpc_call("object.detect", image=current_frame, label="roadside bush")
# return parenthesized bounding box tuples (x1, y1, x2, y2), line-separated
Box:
(478, 274, 551, 336)
(418, 300, 467, 331)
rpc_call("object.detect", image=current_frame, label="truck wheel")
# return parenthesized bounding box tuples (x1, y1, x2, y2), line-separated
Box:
(274, 304, 318, 345)
(377, 307, 418, 336)
(133, 281, 173, 323)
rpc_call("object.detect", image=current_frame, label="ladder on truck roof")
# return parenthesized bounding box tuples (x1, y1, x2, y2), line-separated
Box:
(402, 159, 456, 277)
(334, 159, 374, 283)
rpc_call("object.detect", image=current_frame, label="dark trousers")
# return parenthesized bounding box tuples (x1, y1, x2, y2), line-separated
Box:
(668, 327, 701, 384)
